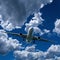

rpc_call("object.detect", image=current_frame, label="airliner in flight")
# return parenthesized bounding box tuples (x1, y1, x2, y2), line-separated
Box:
(4, 28, 54, 43)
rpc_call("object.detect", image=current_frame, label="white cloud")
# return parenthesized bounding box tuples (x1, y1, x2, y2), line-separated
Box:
(53, 19, 60, 35)
(25, 12, 43, 28)
(40, 4, 44, 8)
(14, 45, 45, 60)
(42, 29, 50, 36)
(50, 0, 53, 3)
(0, 15, 21, 31)
(25, 45, 36, 52)
(43, 29, 50, 33)
(14, 45, 60, 60)
(0, 0, 53, 31)
(33, 27, 44, 35)
(25, 12, 44, 35)
(45, 45, 60, 59)
(33, 27, 50, 35)
(0, 29, 22, 55)
(25, 12, 50, 36)
(0, 20, 15, 31)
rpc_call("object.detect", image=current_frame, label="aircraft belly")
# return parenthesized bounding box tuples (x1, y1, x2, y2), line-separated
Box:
(26, 28, 33, 43)
(26, 35, 32, 42)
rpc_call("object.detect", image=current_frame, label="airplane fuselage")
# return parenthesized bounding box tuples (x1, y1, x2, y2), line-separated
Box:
(26, 28, 33, 43)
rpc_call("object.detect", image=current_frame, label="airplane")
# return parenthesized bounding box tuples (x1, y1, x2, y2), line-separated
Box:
(4, 28, 54, 44)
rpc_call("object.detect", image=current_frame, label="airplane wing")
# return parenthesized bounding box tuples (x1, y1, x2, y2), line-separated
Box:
(4, 31, 20, 36)
(4, 31, 27, 38)
(32, 36, 55, 44)
(40, 38, 55, 43)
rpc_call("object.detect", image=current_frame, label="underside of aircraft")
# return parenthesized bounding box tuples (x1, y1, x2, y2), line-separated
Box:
(4, 28, 55, 44)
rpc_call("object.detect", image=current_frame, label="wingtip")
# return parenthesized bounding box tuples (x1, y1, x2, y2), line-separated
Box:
(49, 40, 56, 44)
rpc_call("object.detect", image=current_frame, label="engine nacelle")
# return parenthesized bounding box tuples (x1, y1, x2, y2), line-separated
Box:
(38, 37, 40, 39)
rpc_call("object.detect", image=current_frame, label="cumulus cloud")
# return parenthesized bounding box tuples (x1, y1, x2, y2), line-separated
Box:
(25, 45, 36, 52)
(43, 29, 50, 33)
(0, 0, 53, 31)
(25, 12, 50, 35)
(14, 45, 60, 60)
(0, 20, 15, 31)
(14, 45, 45, 60)
(53, 19, 60, 35)
(45, 45, 60, 59)
(25, 12, 43, 29)
(0, 29, 22, 55)
(25, 12, 44, 35)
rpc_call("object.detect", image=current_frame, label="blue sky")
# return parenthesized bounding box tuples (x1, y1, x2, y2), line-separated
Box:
(0, 0, 60, 60)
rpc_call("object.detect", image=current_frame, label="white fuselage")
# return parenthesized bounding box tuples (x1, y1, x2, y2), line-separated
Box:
(26, 28, 33, 43)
